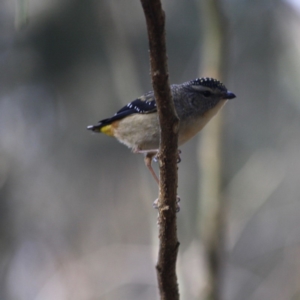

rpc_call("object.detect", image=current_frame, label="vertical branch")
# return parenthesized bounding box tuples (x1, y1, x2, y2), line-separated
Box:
(197, 0, 229, 299)
(140, 1, 180, 299)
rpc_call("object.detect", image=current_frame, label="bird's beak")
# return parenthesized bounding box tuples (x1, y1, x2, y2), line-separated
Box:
(223, 91, 236, 100)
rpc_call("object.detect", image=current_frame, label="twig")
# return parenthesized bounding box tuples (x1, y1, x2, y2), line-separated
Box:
(140, 1, 180, 299)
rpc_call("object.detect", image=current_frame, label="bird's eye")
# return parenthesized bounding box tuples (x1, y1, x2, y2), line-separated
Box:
(202, 91, 212, 97)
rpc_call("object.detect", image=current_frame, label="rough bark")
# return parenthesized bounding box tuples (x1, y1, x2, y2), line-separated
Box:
(140, 1, 180, 299)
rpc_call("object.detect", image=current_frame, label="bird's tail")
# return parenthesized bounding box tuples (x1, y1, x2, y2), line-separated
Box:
(87, 124, 102, 132)
(87, 123, 114, 136)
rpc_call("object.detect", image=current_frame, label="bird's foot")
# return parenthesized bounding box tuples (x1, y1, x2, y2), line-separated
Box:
(176, 195, 181, 212)
(177, 149, 182, 164)
(153, 198, 159, 209)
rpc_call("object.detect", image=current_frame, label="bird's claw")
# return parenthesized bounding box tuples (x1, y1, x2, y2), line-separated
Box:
(177, 149, 182, 164)
(153, 198, 159, 209)
(176, 195, 181, 212)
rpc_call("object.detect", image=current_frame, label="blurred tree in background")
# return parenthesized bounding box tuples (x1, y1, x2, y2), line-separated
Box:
(1, 0, 300, 299)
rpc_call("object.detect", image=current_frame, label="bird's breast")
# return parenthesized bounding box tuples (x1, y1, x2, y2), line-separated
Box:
(178, 99, 227, 145)
(113, 113, 160, 150)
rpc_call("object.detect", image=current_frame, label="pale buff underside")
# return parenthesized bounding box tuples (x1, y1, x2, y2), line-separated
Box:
(113, 100, 227, 151)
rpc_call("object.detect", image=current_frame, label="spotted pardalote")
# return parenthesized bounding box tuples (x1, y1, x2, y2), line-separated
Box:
(87, 77, 236, 184)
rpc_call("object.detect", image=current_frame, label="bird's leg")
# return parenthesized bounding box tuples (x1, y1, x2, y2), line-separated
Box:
(132, 148, 159, 184)
(133, 148, 159, 184)
(134, 148, 181, 212)
(144, 152, 159, 184)
(151, 149, 181, 212)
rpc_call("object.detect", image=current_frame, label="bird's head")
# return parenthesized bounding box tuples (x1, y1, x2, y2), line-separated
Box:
(189, 77, 236, 101)
(177, 77, 236, 117)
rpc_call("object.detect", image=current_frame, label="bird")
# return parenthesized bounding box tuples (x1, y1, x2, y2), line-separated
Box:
(87, 77, 236, 185)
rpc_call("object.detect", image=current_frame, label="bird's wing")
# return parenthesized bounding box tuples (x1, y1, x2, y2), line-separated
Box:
(98, 92, 157, 126)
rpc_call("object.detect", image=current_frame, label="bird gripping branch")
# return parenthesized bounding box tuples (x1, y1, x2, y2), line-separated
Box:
(87, 77, 236, 185)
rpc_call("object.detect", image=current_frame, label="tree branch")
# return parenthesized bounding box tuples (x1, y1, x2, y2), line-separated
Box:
(140, 1, 180, 299)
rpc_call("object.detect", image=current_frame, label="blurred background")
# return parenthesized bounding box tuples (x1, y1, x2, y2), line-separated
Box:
(1, 0, 300, 299)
